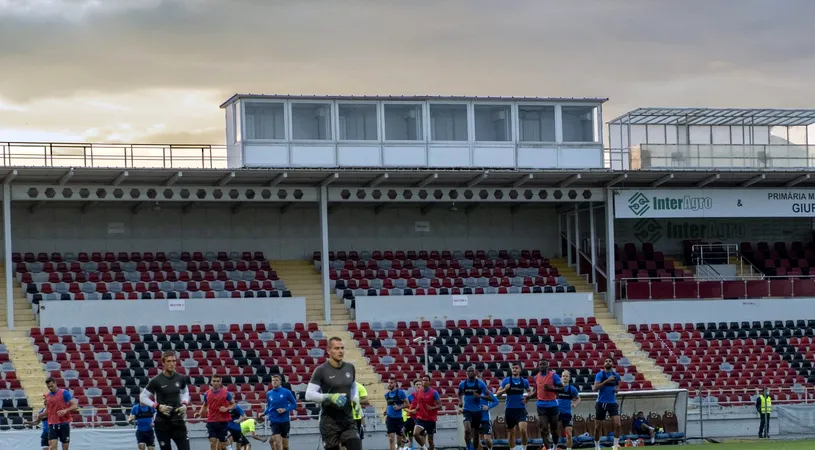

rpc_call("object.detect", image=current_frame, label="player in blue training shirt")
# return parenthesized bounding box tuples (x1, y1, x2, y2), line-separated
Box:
(128, 402, 157, 450)
(496, 362, 531, 450)
(593, 357, 622, 450)
(477, 389, 499, 450)
(263, 374, 298, 450)
(457, 366, 490, 450)
(25, 396, 49, 450)
(556, 370, 581, 450)
(383, 376, 410, 450)
(227, 402, 247, 450)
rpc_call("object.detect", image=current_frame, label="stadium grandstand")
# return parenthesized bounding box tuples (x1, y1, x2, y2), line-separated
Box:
(0, 95, 814, 449)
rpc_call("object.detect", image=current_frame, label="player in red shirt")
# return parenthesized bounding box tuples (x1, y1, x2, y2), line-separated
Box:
(194, 374, 236, 450)
(44, 376, 79, 450)
(412, 374, 442, 450)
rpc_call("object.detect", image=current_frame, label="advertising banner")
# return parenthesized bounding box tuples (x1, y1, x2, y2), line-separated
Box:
(614, 188, 815, 219)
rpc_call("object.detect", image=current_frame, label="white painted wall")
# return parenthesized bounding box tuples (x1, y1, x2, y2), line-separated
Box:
(5, 204, 558, 260)
(615, 297, 815, 325)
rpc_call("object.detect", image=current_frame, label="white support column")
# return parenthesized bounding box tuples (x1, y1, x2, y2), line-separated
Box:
(589, 203, 597, 292)
(574, 206, 581, 276)
(605, 189, 616, 309)
(319, 186, 331, 324)
(566, 213, 573, 269)
(557, 212, 563, 258)
(4, 184, 13, 329)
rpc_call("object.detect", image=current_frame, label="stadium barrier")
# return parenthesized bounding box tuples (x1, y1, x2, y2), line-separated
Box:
(0, 142, 227, 169)
(618, 275, 815, 301)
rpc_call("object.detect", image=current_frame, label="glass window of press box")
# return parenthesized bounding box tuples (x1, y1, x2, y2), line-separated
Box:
(561, 105, 597, 142)
(244, 102, 285, 140)
(474, 105, 512, 142)
(339, 104, 378, 141)
(430, 104, 468, 141)
(384, 104, 424, 141)
(518, 105, 556, 142)
(291, 103, 332, 140)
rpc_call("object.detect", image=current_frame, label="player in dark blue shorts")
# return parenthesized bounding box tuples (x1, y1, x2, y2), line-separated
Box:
(128, 403, 157, 449)
(25, 397, 49, 450)
(593, 357, 621, 450)
(496, 362, 531, 450)
(477, 390, 499, 450)
(383, 376, 409, 450)
(457, 366, 490, 450)
(556, 370, 580, 450)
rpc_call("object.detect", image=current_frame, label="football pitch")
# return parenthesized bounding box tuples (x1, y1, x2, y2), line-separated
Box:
(688, 439, 815, 449)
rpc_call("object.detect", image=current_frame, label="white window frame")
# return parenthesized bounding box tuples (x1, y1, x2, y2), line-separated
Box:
(473, 103, 514, 143)
(242, 100, 287, 142)
(289, 100, 334, 142)
(382, 102, 427, 143)
(516, 102, 560, 144)
(428, 100, 472, 143)
(337, 102, 380, 142)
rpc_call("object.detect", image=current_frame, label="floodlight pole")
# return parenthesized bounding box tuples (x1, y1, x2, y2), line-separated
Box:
(416, 337, 436, 375)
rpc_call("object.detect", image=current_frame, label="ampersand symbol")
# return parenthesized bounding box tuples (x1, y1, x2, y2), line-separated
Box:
(737, 199, 743, 207)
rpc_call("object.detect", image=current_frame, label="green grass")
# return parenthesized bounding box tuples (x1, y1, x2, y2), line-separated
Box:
(687, 439, 815, 449)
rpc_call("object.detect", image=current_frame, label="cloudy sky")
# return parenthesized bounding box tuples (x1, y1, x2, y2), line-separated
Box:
(1, 0, 813, 144)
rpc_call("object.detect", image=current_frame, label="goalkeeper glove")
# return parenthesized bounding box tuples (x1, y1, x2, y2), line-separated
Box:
(324, 393, 348, 407)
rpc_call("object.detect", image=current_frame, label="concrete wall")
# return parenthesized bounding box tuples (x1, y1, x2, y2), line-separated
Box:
(5, 203, 558, 261)
(615, 297, 815, 325)
(39, 297, 306, 329)
(355, 293, 593, 324)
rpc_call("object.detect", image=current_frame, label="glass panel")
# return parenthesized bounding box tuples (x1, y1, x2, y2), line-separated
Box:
(518, 105, 555, 142)
(384, 104, 423, 141)
(291, 103, 332, 140)
(339, 104, 378, 141)
(244, 103, 284, 140)
(474, 105, 512, 142)
(430, 104, 468, 141)
(562, 105, 597, 142)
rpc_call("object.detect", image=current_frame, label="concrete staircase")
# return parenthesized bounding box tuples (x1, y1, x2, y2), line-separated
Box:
(271, 260, 386, 413)
(592, 293, 676, 390)
(667, 257, 694, 278)
(271, 260, 351, 323)
(549, 258, 593, 292)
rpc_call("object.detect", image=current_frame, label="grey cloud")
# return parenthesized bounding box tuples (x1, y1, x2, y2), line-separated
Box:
(0, 0, 814, 141)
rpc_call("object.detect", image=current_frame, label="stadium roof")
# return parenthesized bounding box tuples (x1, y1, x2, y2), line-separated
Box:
(220, 94, 608, 108)
(4, 167, 815, 190)
(608, 107, 815, 127)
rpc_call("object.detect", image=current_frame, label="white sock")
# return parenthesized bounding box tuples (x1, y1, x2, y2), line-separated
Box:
(614, 437, 620, 448)
(651, 436, 655, 444)
(595, 441, 601, 450)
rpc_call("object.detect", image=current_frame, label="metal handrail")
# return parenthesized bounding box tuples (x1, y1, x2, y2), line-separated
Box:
(616, 275, 815, 301)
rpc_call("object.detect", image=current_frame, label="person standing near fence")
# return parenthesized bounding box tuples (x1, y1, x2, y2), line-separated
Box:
(756, 387, 772, 439)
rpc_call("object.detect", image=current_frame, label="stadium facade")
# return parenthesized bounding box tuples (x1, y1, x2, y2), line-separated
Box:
(1, 95, 815, 448)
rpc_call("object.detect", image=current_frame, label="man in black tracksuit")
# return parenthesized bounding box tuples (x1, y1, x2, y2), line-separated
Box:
(140, 351, 191, 450)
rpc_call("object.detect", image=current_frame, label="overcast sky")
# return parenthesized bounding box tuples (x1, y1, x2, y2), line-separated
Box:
(1, 0, 813, 144)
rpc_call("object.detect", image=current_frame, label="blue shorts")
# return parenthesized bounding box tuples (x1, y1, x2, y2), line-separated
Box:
(505, 407, 528, 429)
(136, 430, 155, 445)
(48, 423, 70, 443)
(386, 416, 405, 435)
(559, 413, 573, 428)
(206, 421, 229, 442)
(595, 402, 620, 421)
(40, 435, 48, 448)
(479, 418, 492, 436)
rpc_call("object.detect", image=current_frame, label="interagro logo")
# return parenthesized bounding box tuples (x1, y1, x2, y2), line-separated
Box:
(627, 192, 651, 217)
(633, 219, 663, 244)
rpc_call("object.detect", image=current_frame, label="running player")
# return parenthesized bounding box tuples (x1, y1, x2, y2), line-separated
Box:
(527, 360, 563, 450)
(129, 401, 157, 450)
(227, 402, 247, 450)
(352, 381, 369, 443)
(593, 358, 621, 450)
(236, 415, 268, 450)
(496, 362, 531, 450)
(384, 376, 410, 450)
(458, 366, 490, 450)
(25, 396, 49, 450)
(195, 373, 236, 450)
(556, 370, 580, 450)
(140, 350, 191, 450)
(403, 380, 422, 450)
(304, 336, 362, 450)
(263, 373, 298, 450)
(45, 376, 79, 450)
(477, 390, 499, 450)
(413, 374, 441, 450)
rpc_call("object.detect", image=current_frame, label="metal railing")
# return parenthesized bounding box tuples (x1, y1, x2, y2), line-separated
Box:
(0, 142, 228, 169)
(606, 144, 815, 170)
(616, 275, 815, 301)
(689, 386, 813, 410)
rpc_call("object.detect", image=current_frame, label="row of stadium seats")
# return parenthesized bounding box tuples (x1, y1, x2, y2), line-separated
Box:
(314, 249, 545, 262)
(17, 261, 274, 275)
(20, 269, 281, 284)
(620, 278, 815, 300)
(13, 251, 268, 263)
(0, 335, 27, 416)
(632, 319, 815, 406)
